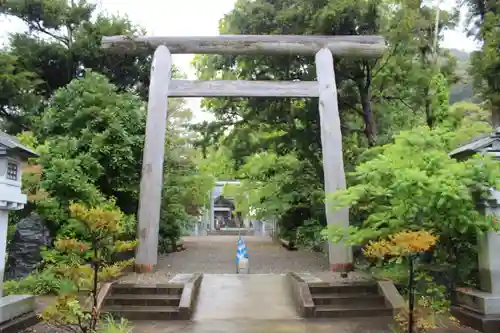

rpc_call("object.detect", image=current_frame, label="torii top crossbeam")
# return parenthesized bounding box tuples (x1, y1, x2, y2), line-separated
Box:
(101, 35, 386, 57)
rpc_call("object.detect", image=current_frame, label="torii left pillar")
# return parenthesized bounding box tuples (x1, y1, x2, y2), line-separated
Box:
(134, 45, 172, 273)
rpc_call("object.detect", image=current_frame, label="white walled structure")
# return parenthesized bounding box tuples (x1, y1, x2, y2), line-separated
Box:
(0, 132, 38, 327)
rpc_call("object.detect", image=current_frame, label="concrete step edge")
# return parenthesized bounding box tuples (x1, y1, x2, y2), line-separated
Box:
(106, 294, 182, 300)
(103, 305, 180, 312)
(312, 293, 382, 299)
(315, 305, 392, 312)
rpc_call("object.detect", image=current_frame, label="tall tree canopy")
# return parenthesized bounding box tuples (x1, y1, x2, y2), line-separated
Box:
(193, 0, 460, 239)
(0, 0, 151, 133)
(464, 0, 500, 126)
(1, 0, 212, 253)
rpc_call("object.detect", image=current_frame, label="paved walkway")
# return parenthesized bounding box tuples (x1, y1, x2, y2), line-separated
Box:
(130, 319, 392, 333)
(194, 274, 298, 320)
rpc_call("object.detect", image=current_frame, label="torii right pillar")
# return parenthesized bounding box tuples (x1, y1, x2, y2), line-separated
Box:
(315, 48, 353, 272)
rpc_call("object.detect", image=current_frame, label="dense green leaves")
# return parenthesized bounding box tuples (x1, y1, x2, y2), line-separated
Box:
(1, 0, 499, 308)
(463, 0, 500, 125)
(0, 0, 211, 252)
(329, 126, 497, 238)
(16, 71, 212, 248)
(193, 0, 467, 245)
(326, 114, 496, 289)
(38, 72, 145, 216)
(225, 151, 323, 221)
(0, 0, 151, 133)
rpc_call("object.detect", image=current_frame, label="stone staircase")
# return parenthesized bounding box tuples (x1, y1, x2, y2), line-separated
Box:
(310, 283, 394, 318)
(102, 274, 203, 321)
(287, 273, 403, 319)
(103, 283, 184, 320)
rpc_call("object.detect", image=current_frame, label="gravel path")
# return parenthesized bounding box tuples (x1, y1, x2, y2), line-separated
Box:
(161, 235, 330, 273)
(119, 235, 330, 284)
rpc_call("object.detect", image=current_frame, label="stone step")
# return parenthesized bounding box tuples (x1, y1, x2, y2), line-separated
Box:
(111, 283, 184, 295)
(309, 283, 378, 295)
(103, 305, 181, 320)
(105, 294, 182, 307)
(312, 293, 386, 306)
(294, 273, 323, 283)
(169, 273, 196, 284)
(0, 311, 39, 333)
(451, 305, 500, 333)
(314, 304, 393, 318)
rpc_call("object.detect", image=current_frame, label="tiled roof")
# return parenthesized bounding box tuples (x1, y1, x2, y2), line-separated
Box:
(449, 127, 500, 158)
(0, 131, 39, 158)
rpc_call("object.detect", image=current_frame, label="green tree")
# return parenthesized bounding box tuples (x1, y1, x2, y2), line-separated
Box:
(18, 72, 210, 248)
(36, 72, 145, 223)
(327, 109, 495, 292)
(159, 101, 215, 252)
(0, 0, 151, 133)
(464, 0, 500, 125)
(40, 202, 136, 333)
(0, 52, 42, 131)
(193, 0, 461, 243)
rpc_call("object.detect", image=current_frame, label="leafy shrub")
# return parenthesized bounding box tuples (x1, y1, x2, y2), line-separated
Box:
(362, 231, 456, 333)
(296, 218, 326, 251)
(3, 268, 60, 295)
(40, 202, 137, 333)
(327, 125, 500, 290)
(98, 316, 133, 333)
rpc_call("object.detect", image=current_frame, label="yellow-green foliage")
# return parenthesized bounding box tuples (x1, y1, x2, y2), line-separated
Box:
(40, 202, 137, 333)
(363, 231, 438, 258)
(99, 316, 133, 333)
(364, 231, 456, 333)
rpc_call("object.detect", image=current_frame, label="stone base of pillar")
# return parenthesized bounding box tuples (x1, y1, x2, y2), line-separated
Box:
(0, 295, 37, 333)
(134, 263, 156, 273)
(328, 242, 353, 273)
(331, 263, 354, 272)
(453, 289, 500, 333)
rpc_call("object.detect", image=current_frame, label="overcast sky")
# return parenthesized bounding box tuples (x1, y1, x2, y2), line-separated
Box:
(0, 0, 480, 122)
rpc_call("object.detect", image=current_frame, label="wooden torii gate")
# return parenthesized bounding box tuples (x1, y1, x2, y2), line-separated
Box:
(101, 35, 386, 273)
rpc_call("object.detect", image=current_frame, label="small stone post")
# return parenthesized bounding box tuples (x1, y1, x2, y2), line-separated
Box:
(478, 190, 500, 295)
(453, 190, 500, 332)
(0, 209, 9, 297)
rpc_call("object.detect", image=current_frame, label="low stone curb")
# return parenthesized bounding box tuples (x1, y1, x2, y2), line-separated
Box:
(178, 273, 203, 320)
(286, 272, 315, 318)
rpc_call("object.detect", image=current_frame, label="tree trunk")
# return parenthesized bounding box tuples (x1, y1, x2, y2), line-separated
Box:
(424, 86, 433, 128)
(491, 104, 500, 128)
(170, 237, 177, 253)
(359, 86, 377, 146)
